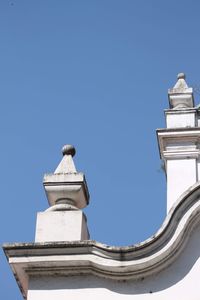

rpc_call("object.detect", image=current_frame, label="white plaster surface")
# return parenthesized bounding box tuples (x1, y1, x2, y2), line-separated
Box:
(167, 159, 196, 212)
(27, 223, 200, 300)
(35, 210, 89, 242)
(166, 111, 196, 128)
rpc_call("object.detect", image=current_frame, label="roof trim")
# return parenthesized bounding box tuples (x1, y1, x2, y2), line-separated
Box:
(3, 181, 200, 298)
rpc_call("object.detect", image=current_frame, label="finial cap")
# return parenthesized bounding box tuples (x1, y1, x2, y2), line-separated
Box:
(62, 145, 76, 157)
(177, 73, 186, 80)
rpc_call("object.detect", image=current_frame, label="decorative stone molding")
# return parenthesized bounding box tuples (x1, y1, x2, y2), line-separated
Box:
(4, 182, 200, 298)
(157, 128, 200, 161)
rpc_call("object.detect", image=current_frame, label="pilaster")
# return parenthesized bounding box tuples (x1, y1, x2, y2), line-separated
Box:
(158, 73, 200, 212)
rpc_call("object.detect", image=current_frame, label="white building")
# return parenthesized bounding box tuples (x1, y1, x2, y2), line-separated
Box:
(3, 73, 200, 299)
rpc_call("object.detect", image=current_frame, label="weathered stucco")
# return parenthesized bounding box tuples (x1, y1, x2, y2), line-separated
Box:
(4, 181, 200, 299)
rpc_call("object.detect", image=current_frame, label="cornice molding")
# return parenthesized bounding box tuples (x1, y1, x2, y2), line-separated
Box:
(163, 150, 200, 159)
(157, 128, 200, 160)
(4, 182, 200, 298)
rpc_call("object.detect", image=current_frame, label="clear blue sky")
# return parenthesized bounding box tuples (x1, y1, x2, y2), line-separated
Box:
(1, 0, 200, 298)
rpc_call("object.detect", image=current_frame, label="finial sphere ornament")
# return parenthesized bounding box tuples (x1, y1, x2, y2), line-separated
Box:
(177, 72, 186, 80)
(62, 145, 76, 157)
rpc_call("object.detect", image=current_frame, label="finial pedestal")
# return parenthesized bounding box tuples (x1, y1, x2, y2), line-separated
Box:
(35, 145, 90, 242)
(35, 210, 89, 242)
(158, 74, 199, 212)
(168, 73, 194, 109)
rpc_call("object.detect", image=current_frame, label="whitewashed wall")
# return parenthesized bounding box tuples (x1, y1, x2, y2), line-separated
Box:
(27, 223, 200, 300)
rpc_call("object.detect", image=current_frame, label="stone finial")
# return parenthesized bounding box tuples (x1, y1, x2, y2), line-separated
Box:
(43, 145, 89, 209)
(37, 145, 90, 242)
(168, 73, 194, 109)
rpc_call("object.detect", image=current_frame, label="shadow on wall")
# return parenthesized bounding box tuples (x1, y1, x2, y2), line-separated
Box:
(29, 222, 200, 295)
